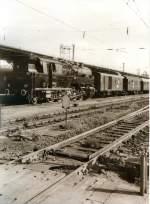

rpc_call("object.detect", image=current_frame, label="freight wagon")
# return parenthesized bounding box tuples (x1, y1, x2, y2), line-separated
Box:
(140, 78, 149, 93)
(123, 75, 141, 94)
(93, 72, 123, 96)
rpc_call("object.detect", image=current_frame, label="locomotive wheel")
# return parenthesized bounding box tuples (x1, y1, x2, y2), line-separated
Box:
(46, 98, 51, 103)
(27, 95, 38, 104)
(32, 97, 38, 104)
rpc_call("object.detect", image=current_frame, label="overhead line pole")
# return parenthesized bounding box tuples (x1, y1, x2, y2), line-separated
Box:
(72, 44, 75, 61)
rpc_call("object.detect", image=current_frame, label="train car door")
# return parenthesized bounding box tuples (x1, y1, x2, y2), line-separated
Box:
(93, 72, 101, 94)
(108, 76, 112, 89)
(48, 63, 55, 88)
(123, 77, 128, 92)
(140, 80, 143, 92)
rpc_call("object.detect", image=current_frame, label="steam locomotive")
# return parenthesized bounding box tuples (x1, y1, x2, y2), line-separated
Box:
(0, 56, 94, 104)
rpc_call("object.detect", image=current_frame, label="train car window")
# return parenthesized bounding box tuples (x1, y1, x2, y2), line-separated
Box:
(52, 64, 56, 72)
(34, 57, 43, 73)
(48, 63, 56, 72)
(28, 64, 37, 73)
(0, 60, 13, 70)
(14, 63, 28, 72)
(42, 61, 48, 74)
(132, 80, 134, 87)
(56, 63, 63, 74)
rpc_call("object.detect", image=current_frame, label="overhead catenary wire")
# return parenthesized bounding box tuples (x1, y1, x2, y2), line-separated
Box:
(124, 0, 149, 29)
(132, 0, 143, 15)
(14, 0, 104, 45)
(11, 0, 149, 65)
(132, 0, 150, 27)
(14, 0, 80, 32)
(13, 0, 146, 50)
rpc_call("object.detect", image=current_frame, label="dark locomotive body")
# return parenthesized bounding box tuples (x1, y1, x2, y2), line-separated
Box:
(0, 58, 50, 103)
(0, 57, 95, 103)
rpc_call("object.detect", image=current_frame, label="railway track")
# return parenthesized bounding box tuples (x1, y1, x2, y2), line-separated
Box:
(0, 95, 148, 135)
(18, 105, 148, 164)
(0, 106, 149, 204)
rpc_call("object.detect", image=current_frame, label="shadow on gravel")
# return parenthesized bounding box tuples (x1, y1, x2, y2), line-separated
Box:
(87, 187, 139, 196)
(0, 95, 26, 105)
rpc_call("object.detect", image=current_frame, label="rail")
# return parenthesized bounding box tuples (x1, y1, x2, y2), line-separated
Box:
(17, 105, 148, 164)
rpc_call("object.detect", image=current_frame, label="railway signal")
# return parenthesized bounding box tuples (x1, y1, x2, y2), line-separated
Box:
(62, 94, 70, 128)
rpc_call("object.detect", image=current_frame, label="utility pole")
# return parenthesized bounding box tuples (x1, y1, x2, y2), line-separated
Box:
(122, 62, 125, 72)
(60, 44, 63, 58)
(136, 68, 140, 75)
(0, 103, 2, 128)
(60, 44, 75, 61)
(72, 44, 75, 61)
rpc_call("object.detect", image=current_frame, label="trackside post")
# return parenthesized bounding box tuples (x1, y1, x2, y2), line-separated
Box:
(140, 151, 147, 196)
(0, 104, 1, 128)
(62, 95, 70, 129)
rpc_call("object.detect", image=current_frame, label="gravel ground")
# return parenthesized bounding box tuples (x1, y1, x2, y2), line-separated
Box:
(1, 94, 148, 127)
(95, 122, 149, 184)
(0, 99, 148, 162)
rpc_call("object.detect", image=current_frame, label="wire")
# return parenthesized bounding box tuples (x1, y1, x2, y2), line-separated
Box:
(125, 0, 149, 28)
(14, 0, 104, 45)
(16, 0, 142, 47)
(14, 0, 81, 32)
(13, 0, 144, 58)
(132, 0, 149, 27)
(132, 0, 142, 14)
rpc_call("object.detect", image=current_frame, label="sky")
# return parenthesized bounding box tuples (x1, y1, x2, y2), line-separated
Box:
(0, 0, 149, 74)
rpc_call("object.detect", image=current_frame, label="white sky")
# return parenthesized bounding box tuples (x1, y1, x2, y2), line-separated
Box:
(0, 0, 149, 74)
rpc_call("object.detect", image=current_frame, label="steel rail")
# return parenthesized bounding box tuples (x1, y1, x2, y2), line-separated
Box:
(89, 120, 149, 160)
(1, 106, 148, 204)
(18, 105, 148, 164)
(0, 96, 148, 134)
(23, 119, 149, 204)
